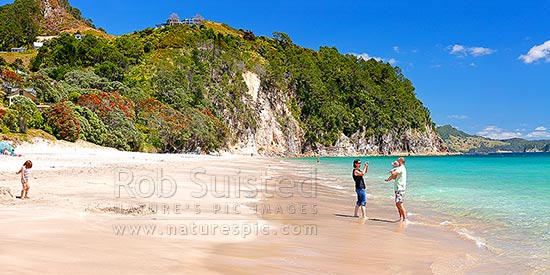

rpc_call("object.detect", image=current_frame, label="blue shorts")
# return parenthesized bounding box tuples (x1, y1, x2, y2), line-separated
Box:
(356, 189, 366, 206)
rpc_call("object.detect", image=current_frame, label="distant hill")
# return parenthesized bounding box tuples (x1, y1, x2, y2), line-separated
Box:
(0, 0, 96, 49)
(436, 124, 472, 140)
(436, 125, 550, 154)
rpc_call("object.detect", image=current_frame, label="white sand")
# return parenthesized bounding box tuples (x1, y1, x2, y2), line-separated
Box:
(0, 139, 496, 274)
(0, 139, 273, 274)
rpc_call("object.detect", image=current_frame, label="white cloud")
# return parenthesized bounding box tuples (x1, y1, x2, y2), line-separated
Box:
(352, 53, 382, 62)
(469, 46, 495, 56)
(525, 126, 550, 139)
(476, 125, 550, 140)
(519, 40, 550, 64)
(449, 44, 495, 57)
(351, 53, 397, 65)
(448, 114, 468, 119)
(450, 44, 465, 55)
(526, 131, 550, 139)
(477, 126, 523, 140)
(393, 46, 400, 53)
(469, 62, 476, 67)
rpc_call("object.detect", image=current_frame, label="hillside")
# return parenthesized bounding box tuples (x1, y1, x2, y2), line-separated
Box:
(436, 125, 550, 154)
(0, 0, 95, 50)
(1, 1, 447, 156)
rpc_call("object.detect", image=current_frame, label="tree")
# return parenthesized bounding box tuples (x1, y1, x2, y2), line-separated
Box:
(2, 109, 19, 132)
(94, 61, 124, 81)
(10, 96, 37, 133)
(44, 101, 81, 142)
(72, 105, 108, 145)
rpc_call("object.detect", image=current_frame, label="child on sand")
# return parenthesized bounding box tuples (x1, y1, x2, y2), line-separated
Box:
(16, 160, 33, 199)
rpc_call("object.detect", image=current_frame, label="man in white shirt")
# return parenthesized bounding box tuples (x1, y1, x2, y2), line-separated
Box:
(386, 157, 407, 222)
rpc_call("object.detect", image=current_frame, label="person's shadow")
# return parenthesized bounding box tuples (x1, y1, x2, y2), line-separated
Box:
(334, 214, 399, 223)
(333, 214, 358, 218)
(369, 218, 400, 223)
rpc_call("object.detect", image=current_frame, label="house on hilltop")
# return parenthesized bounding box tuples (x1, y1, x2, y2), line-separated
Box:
(156, 13, 204, 28)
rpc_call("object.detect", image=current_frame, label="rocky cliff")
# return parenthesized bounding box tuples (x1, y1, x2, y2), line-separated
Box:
(231, 71, 304, 156)
(38, 0, 93, 34)
(234, 71, 446, 156)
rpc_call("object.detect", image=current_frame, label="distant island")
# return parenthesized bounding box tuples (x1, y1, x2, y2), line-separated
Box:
(436, 125, 550, 154)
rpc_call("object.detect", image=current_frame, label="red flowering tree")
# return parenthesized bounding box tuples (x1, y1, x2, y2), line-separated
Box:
(137, 97, 190, 152)
(136, 98, 227, 152)
(1, 69, 23, 85)
(44, 101, 81, 142)
(77, 91, 135, 119)
(76, 91, 144, 150)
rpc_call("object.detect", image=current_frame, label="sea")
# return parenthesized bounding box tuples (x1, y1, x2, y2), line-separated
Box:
(291, 153, 550, 274)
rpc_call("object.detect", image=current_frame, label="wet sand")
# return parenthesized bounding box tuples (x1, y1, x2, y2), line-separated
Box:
(208, 162, 503, 275)
(0, 140, 502, 274)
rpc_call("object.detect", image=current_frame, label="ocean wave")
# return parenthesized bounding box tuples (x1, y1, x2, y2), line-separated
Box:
(327, 184, 345, 190)
(456, 228, 489, 249)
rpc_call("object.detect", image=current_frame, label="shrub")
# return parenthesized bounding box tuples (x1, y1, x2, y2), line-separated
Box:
(77, 91, 135, 119)
(102, 110, 142, 151)
(0, 69, 23, 84)
(72, 105, 107, 145)
(28, 111, 45, 129)
(44, 101, 81, 142)
(10, 96, 38, 133)
(94, 61, 123, 81)
(137, 97, 189, 152)
(1, 109, 18, 132)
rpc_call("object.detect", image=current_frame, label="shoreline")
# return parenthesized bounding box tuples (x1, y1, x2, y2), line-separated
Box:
(0, 139, 528, 274)
(280, 157, 545, 274)
(208, 159, 508, 274)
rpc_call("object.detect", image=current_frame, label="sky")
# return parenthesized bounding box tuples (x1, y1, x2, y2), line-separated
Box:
(2, 0, 550, 140)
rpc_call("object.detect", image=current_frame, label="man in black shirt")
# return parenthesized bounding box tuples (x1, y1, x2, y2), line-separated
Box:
(352, 159, 369, 218)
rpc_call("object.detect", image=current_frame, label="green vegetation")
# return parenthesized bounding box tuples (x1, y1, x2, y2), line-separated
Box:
(0, 0, 40, 49)
(0, 2, 438, 153)
(436, 124, 472, 140)
(0, 0, 94, 50)
(437, 125, 550, 153)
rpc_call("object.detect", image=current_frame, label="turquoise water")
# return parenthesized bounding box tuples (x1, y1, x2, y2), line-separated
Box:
(294, 153, 550, 273)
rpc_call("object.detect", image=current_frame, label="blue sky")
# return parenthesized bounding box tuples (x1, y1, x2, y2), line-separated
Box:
(3, 0, 550, 140)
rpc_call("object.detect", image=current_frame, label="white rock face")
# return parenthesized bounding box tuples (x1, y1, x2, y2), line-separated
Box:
(242, 71, 260, 103)
(231, 71, 304, 156)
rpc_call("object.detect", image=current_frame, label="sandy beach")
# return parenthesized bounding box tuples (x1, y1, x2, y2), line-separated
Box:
(0, 139, 501, 274)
